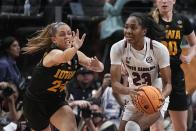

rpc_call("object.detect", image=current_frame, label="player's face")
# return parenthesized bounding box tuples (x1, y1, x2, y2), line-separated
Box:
(155, 0, 176, 14)
(53, 24, 72, 50)
(124, 16, 146, 45)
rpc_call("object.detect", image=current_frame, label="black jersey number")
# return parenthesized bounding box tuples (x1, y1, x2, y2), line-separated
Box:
(132, 72, 151, 86)
(48, 80, 66, 92)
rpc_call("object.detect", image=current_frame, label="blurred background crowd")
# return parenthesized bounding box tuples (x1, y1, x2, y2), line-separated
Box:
(0, 0, 196, 131)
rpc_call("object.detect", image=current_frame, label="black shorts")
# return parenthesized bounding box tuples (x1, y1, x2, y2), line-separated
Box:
(23, 94, 68, 130)
(168, 89, 189, 111)
(168, 69, 189, 111)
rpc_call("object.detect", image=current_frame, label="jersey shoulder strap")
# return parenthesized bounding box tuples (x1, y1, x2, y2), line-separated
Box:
(150, 39, 153, 50)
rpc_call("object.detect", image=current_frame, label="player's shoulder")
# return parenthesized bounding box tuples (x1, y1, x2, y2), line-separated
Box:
(173, 12, 189, 21)
(111, 39, 126, 51)
(173, 12, 186, 18)
(147, 37, 167, 51)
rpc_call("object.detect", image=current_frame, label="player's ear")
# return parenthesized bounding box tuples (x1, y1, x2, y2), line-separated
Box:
(51, 36, 56, 43)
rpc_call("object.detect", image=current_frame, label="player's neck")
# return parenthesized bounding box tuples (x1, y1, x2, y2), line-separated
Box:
(160, 11, 173, 22)
(131, 39, 145, 51)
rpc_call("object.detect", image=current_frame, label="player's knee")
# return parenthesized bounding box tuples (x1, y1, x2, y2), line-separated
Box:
(125, 121, 141, 131)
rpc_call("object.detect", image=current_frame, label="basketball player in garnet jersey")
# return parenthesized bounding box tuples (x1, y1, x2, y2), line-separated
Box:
(110, 12, 172, 131)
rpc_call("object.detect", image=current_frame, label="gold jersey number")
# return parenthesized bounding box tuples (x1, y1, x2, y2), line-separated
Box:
(161, 41, 177, 56)
(48, 80, 67, 92)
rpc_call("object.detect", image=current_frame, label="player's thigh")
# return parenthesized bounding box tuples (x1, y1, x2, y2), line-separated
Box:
(169, 110, 188, 125)
(50, 105, 77, 131)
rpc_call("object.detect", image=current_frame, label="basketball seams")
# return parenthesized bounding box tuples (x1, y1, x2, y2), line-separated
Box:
(143, 89, 156, 113)
(133, 86, 163, 114)
(148, 86, 162, 111)
(137, 92, 149, 114)
(136, 96, 144, 113)
(150, 87, 162, 109)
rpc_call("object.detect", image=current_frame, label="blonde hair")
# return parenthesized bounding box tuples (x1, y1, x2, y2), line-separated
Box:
(22, 22, 67, 54)
(149, 8, 160, 24)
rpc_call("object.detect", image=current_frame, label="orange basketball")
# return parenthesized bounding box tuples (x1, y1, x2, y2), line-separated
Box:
(132, 86, 164, 114)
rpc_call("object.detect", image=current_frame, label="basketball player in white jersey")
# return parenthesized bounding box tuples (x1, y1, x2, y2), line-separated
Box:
(110, 12, 172, 131)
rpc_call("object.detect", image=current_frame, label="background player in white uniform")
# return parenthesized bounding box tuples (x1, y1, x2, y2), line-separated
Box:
(110, 12, 172, 131)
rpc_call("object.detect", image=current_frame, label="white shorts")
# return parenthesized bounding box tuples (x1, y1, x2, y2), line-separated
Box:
(122, 97, 169, 121)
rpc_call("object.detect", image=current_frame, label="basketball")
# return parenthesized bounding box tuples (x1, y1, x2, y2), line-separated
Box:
(132, 86, 164, 114)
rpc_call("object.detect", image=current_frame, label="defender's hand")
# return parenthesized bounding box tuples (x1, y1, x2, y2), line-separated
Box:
(72, 29, 86, 50)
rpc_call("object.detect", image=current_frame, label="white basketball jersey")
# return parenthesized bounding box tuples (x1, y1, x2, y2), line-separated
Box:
(122, 38, 159, 88)
(110, 37, 170, 116)
(111, 36, 170, 90)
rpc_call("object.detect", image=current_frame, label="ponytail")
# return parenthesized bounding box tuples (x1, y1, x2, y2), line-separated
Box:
(22, 22, 67, 54)
(150, 8, 160, 24)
